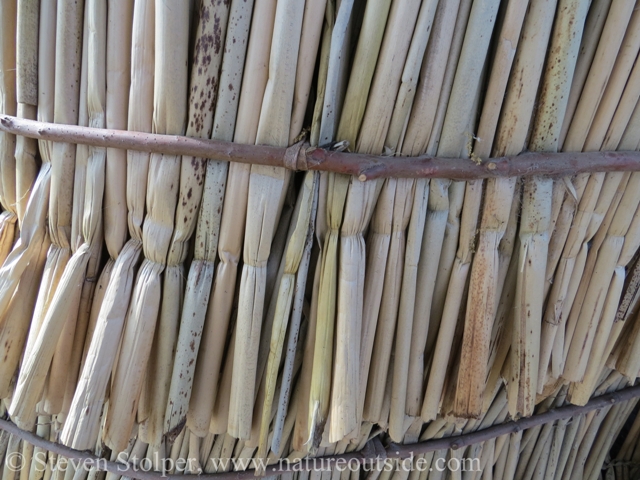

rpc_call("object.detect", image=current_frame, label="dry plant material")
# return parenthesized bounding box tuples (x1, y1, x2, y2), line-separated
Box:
(104, 0, 190, 451)
(0, 0, 55, 401)
(558, 0, 613, 149)
(227, 0, 300, 440)
(102, 0, 134, 262)
(193, 0, 272, 442)
(536, 0, 593, 386)
(289, 0, 328, 145)
(403, 0, 461, 420)
(8, 0, 84, 430)
(292, 0, 352, 450)
(3, 0, 640, 470)
(358, 0, 424, 434)
(542, 2, 637, 385)
(164, 0, 232, 441)
(422, 0, 474, 335)
(310, 0, 391, 449)
(61, 0, 135, 424)
(257, 171, 317, 465)
(187, 0, 255, 438)
(0, 0, 18, 265)
(42, 0, 99, 418)
(418, 0, 494, 421)
(14, 0, 39, 225)
(543, 6, 638, 383)
(380, 18, 441, 436)
(452, 0, 529, 419)
(586, 176, 640, 381)
(507, 0, 586, 418)
(61, 0, 154, 450)
(0, 1, 45, 395)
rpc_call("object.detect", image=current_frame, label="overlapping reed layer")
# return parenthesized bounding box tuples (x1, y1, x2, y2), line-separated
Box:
(1, 0, 640, 479)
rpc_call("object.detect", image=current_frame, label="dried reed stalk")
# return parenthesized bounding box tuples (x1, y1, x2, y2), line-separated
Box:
(14, 0, 39, 226)
(602, 57, 640, 151)
(136, 0, 208, 438)
(8, 0, 84, 430)
(423, 0, 473, 335)
(188, 0, 265, 440)
(68, 4, 136, 419)
(102, 0, 134, 262)
(388, 179, 428, 441)
(451, 0, 529, 419)
(418, 0, 493, 420)
(541, 5, 637, 364)
(564, 174, 640, 382)
(63, 4, 133, 416)
(227, 0, 303, 440)
(507, 0, 586, 418)
(61, 0, 154, 451)
(0, 232, 49, 398)
(558, 0, 612, 149)
(289, 0, 327, 145)
(358, 0, 423, 434)
(0, 3, 55, 397)
(0, 0, 55, 399)
(162, 0, 233, 444)
(584, 10, 640, 152)
(541, 2, 635, 376)
(292, 0, 350, 453)
(309, 0, 389, 449)
(564, 0, 635, 152)
(257, 172, 317, 465)
(534, 0, 592, 390)
(290, 4, 336, 450)
(42, 0, 103, 417)
(104, 0, 190, 451)
(174, 0, 250, 440)
(267, 0, 327, 452)
(550, 9, 640, 391)
(568, 266, 624, 404)
(401, 0, 461, 420)
(0, 0, 18, 265)
(562, 173, 630, 372)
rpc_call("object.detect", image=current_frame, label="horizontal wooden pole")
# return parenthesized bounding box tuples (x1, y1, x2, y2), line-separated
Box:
(1, 384, 638, 479)
(2, 114, 640, 180)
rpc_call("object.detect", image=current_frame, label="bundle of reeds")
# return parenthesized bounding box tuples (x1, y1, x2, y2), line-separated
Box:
(0, 0, 18, 266)
(103, 0, 191, 452)
(3, 0, 640, 479)
(62, 0, 152, 452)
(7, 0, 85, 430)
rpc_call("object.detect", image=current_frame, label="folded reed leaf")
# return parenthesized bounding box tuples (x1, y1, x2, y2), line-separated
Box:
(359, 0, 423, 437)
(187, 0, 255, 438)
(61, 0, 152, 450)
(229, 0, 304, 440)
(163, 0, 232, 442)
(104, 0, 190, 451)
(8, 0, 84, 430)
(309, 0, 390, 450)
(0, 0, 56, 400)
(403, 0, 461, 420)
(197, 0, 271, 441)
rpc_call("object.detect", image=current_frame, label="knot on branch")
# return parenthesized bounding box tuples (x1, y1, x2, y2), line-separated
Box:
(284, 141, 309, 171)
